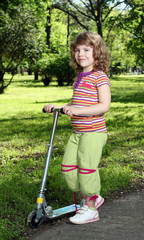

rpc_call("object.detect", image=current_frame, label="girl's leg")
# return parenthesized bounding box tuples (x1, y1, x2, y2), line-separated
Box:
(78, 132, 107, 203)
(80, 191, 86, 199)
(80, 193, 96, 208)
(85, 197, 95, 208)
(61, 133, 80, 193)
(69, 133, 107, 224)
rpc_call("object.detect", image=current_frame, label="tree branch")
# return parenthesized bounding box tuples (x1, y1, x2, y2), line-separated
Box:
(79, 0, 91, 12)
(52, 4, 89, 30)
(4, 74, 14, 88)
(103, 0, 126, 22)
(66, 0, 96, 21)
(89, 0, 98, 22)
(120, 22, 144, 43)
(106, 4, 129, 41)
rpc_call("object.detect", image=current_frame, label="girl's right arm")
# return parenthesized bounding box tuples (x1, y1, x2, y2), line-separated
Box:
(43, 102, 72, 113)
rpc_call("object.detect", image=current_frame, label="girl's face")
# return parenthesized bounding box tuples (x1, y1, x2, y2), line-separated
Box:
(74, 44, 94, 72)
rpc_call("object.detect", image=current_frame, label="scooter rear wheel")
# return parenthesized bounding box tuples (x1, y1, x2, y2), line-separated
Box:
(27, 210, 42, 229)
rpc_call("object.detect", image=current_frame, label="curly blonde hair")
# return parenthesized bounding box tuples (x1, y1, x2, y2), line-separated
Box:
(70, 32, 109, 75)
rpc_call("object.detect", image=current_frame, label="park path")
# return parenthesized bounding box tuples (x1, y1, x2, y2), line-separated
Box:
(27, 189, 144, 240)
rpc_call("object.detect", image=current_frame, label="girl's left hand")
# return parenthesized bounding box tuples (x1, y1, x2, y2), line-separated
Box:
(63, 106, 80, 117)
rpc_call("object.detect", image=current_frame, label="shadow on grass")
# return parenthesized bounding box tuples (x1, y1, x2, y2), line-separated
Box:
(0, 114, 71, 142)
(110, 75, 144, 104)
(111, 75, 144, 83)
(35, 98, 72, 104)
(13, 78, 73, 88)
(111, 91, 144, 104)
(17, 83, 58, 88)
(1, 74, 144, 140)
(0, 99, 144, 141)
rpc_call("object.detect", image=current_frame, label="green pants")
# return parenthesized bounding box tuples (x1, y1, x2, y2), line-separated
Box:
(62, 132, 107, 196)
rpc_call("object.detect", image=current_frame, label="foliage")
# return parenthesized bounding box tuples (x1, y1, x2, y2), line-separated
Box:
(50, 8, 68, 52)
(105, 1, 144, 68)
(120, 2, 144, 65)
(0, 5, 44, 93)
(0, 0, 143, 92)
(107, 29, 137, 75)
(51, 1, 143, 74)
(52, 0, 131, 37)
(38, 52, 76, 86)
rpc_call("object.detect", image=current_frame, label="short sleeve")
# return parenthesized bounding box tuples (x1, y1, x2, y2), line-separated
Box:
(95, 73, 110, 88)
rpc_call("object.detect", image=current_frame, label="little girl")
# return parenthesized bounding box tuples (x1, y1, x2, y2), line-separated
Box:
(44, 32, 111, 225)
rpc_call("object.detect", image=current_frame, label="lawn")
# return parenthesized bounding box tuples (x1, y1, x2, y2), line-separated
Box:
(0, 73, 144, 239)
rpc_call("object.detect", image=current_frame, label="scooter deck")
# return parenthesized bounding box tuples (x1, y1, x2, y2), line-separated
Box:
(51, 204, 80, 218)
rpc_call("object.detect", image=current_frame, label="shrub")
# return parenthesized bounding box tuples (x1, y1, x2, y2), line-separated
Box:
(53, 53, 76, 86)
(38, 52, 76, 86)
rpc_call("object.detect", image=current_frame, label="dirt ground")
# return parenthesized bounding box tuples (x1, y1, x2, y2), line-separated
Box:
(26, 188, 144, 240)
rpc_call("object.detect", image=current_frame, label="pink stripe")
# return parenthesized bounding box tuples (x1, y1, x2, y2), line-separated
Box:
(96, 198, 104, 208)
(61, 164, 78, 172)
(61, 164, 78, 168)
(97, 82, 110, 87)
(79, 168, 96, 174)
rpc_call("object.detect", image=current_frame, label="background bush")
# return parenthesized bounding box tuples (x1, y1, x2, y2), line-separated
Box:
(38, 52, 76, 86)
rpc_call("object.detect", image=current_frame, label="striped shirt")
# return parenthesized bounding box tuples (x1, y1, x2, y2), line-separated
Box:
(71, 71, 110, 133)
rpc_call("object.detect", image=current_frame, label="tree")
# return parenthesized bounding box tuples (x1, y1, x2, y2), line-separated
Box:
(106, 0, 144, 68)
(49, 9, 69, 52)
(119, 1, 144, 66)
(107, 28, 137, 75)
(0, 6, 43, 93)
(52, 0, 128, 37)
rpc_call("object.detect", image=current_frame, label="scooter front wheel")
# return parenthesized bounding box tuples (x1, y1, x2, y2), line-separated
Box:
(27, 210, 42, 229)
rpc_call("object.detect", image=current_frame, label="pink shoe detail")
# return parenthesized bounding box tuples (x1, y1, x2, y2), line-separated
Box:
(96, 196, 104, 208)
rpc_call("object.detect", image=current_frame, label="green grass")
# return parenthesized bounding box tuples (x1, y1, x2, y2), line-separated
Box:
(0, 73, 144, 239)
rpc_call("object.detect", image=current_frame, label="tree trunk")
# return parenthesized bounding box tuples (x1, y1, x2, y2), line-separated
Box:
(21, 67, 24, 76)
(67, 13, 70, 47)
(0, 71, 4, 83)
(46, 7, 51, 49)
(28, 68, 32, 75)
(97, 0, 103, 37)
(0, 73, 14, 94)
(0, 71, 4, 93)
(34, 71, 38, 80)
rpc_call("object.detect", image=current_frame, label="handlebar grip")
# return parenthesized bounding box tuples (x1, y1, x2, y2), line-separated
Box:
(42, 107, 54, 113)
(60, 108, 65, 114)
(42, 108, 64, 114)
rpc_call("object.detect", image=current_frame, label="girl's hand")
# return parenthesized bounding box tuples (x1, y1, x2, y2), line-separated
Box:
(43, 104, 55, 114)
(63, 106, 80, 117)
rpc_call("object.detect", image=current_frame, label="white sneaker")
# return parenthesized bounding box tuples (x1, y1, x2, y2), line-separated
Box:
(69, 205, 99, 225)
(96, 195, 104, 208)
(80, 195, 104, 209)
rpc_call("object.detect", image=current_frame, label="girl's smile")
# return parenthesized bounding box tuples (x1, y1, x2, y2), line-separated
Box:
(75, 44, 94, 72)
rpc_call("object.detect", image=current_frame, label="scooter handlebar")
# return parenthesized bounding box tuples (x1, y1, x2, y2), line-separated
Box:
(42, 107, 65, 114)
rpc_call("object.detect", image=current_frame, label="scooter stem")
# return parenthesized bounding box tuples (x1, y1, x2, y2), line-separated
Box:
(40, 110, 59, 193)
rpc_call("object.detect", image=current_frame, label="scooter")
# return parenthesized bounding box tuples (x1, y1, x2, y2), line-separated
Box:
(27, 108, 80, 229)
